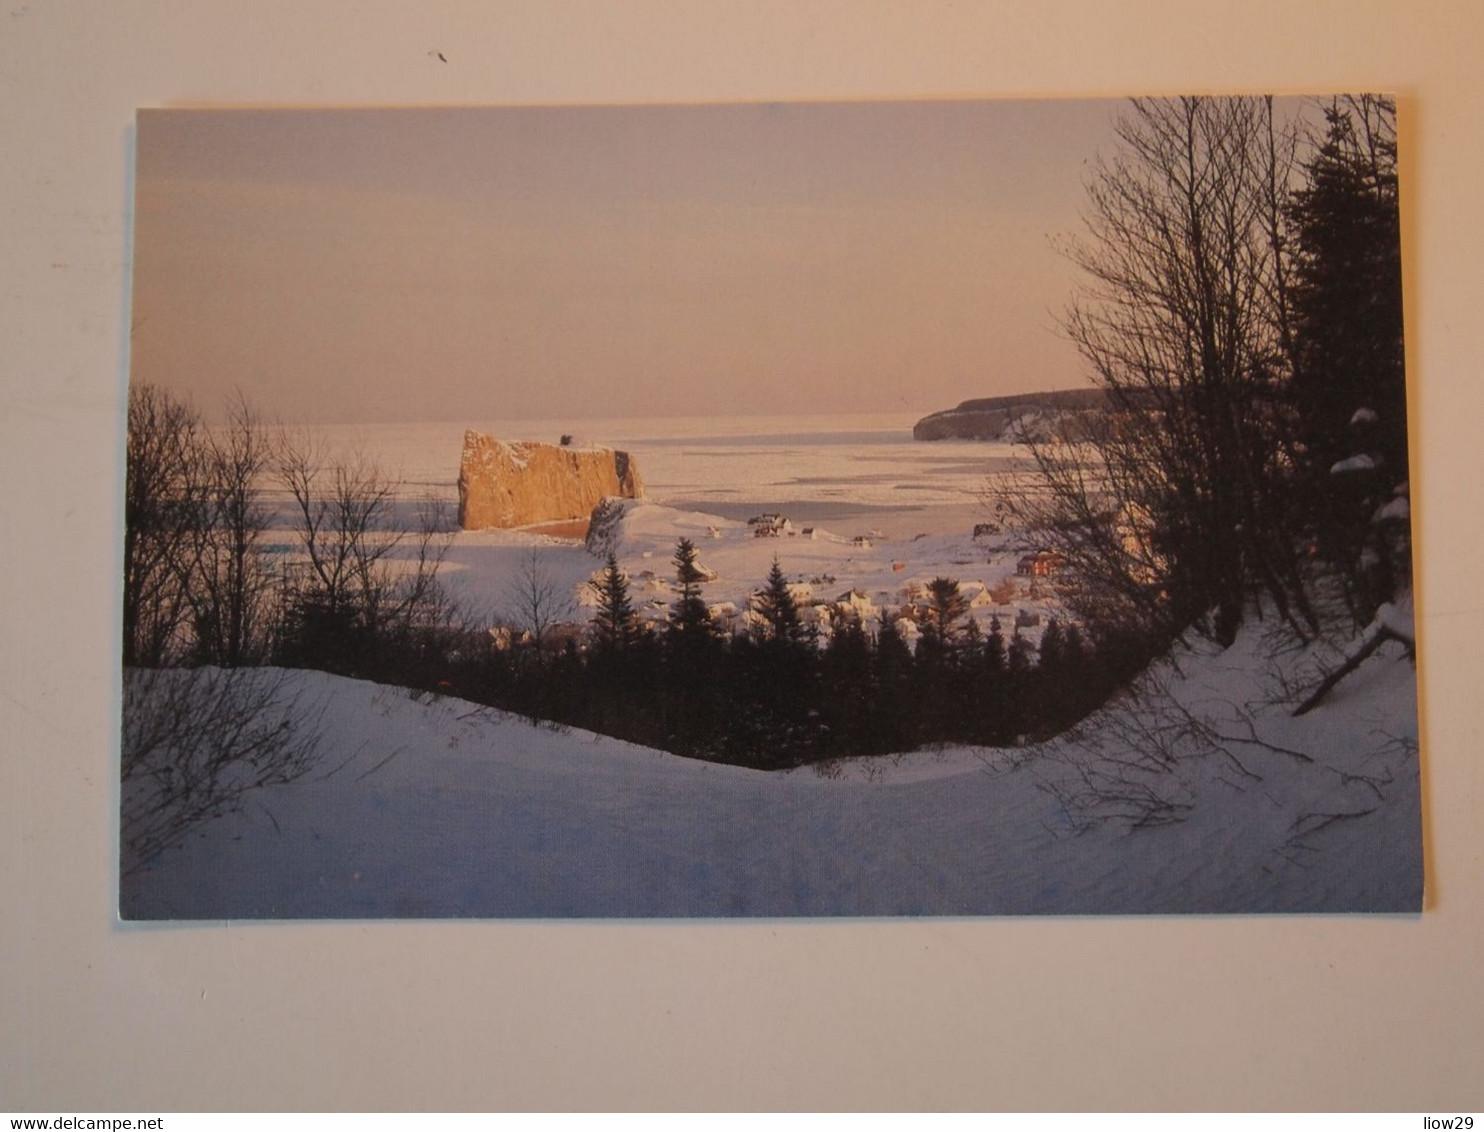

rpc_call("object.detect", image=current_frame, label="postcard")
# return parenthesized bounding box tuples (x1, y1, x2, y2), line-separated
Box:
(120, 96, 1419, 918)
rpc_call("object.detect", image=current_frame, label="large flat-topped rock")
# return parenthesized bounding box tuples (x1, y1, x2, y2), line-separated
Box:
(457, 431, 644, 530)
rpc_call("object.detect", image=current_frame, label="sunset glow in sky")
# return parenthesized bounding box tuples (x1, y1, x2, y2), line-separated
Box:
(130, 100, 1134, 423)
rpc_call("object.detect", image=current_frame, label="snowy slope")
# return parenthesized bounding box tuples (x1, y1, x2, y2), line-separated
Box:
(120, 614, 1421, 919)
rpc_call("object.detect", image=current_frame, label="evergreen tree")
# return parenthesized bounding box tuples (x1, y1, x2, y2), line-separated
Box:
(871, 610, 916, 752)
(1286, 95, 1408, 619)
(819, 611, 877, 756)
(589, 554, 639, 652)
(1288, 97, 1404, 479)
(960, 616, 984, 666)
(754, 557, 804, 644)
(664, 538, 722, 752)
(911, 577, 969, 742)
(1007, 626, 1033, 678)
(1058, 622, 1094, 727)
(1004, 626, 1035, 740)
(974, 614, 1010, 743)
(667, 538, 713, 639)
(919, 576, 969, 661)
(1037, 617, 1066, 672)
(716, 559, 820, 768)
(1033, 617, 1069, 732)
(984, 615, 1007, 678)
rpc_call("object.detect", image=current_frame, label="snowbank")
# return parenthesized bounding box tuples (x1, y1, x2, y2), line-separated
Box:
(121, 613, 1421, 919)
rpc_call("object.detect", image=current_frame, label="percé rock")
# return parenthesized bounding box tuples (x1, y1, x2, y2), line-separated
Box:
(913, 388, 1113, 442)
(457, 431, 644, 530)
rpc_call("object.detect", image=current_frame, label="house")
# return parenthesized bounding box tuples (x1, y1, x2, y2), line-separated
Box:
(1016, 550, 1064, 578)
(749, 512, 792, 538)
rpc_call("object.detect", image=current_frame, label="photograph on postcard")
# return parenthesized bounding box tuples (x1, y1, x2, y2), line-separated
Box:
(119, 96, 1419, 918)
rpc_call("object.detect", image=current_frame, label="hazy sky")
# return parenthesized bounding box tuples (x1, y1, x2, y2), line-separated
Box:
(130, 100, 1127, 424)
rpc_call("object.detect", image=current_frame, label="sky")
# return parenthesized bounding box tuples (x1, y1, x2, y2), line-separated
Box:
(130, 99, 1130, 424)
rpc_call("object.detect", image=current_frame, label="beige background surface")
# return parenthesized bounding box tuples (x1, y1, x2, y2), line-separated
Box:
(2, 0, 1481, 1112)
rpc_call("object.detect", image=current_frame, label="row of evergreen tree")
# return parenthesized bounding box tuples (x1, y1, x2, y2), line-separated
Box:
(414, 541, 1138, 770)
(123, 389, 1127, 768)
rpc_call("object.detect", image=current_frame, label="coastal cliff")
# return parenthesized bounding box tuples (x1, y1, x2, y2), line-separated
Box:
(913, 388, 1111, 442)
(457, 431, 644, 530)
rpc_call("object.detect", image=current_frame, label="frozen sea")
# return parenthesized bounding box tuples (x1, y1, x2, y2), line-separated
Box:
(283, 413, 1025, 540)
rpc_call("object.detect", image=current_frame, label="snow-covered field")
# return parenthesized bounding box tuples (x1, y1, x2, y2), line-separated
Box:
(122, 414, 1422, 918)
(120, 615, 1421, 918)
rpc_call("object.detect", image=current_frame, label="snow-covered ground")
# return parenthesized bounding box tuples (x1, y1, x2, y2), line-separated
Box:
(126, 414, 1419, 918)
(446, 497, 1062, 647)
(265, 413, 1056, 642)
(120, 613, 1421, 919)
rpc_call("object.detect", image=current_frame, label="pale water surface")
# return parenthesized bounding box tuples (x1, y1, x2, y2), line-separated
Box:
(288, 413, 1024, 539)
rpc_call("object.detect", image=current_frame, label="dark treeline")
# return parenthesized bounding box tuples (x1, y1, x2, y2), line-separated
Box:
(121, 384, 1131, 769)
(122, 404, 1126, 768)
(298, 543, 1139, 771)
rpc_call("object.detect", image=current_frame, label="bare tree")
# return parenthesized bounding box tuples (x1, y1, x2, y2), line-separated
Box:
(502, 546, 574, 651)
(185, 392, 277, 666)
(123, 384, 208, 666)
(121, 665, 324, 873)
(275, 432, 451, 667)
(1015, 96, 1317, 649)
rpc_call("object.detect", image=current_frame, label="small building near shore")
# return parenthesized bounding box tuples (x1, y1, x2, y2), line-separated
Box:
(1016, 550, 1065, 578)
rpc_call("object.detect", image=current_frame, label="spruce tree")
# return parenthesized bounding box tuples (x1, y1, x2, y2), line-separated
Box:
(664, 538, 721, 753)
(920, 576, 968, 660)
(1005, 626, 1035, 740)
(984, 615, 1007, 677)
(1287, 95, 1407, 619)
(1033, 617, 1068, 732)
(979, 615, 1009, 745)
(1288, 97, 1404, 479)
(872, 610, 916, 752)
(754, 557, 804, 645)
(589, 554, 638, 652)
(1037, 617, 1066, 672)
(668, 538, 712, 639)
(820, 611, 875, 756)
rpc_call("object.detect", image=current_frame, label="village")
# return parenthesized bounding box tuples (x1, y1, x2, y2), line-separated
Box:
(441, 429, 1073, 655)
(464, 493, 1074, 656)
